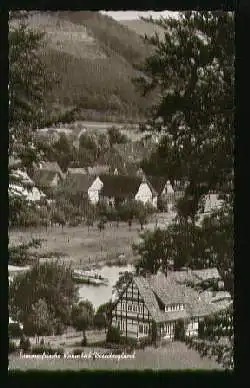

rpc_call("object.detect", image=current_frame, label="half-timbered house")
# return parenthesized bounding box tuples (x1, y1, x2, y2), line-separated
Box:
(110, 269, 232, 341)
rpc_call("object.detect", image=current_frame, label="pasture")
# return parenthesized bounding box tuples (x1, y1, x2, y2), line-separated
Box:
(9, 214, 173, 268)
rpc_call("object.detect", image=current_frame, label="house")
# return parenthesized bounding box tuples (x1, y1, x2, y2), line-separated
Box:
(63, 173, 103, 204)
(99, 175, 158, 208)
(38, 161, 64, 179)
(110, 270, 232, 341)
(33, 170, 62, 192)
(147, 177, 184, 211)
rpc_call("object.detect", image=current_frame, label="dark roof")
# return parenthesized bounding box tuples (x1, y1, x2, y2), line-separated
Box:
(63, 173, 96, 194)
(33, 170, 59, 188)
(99, 175, 142, 198)
(39, 162, 63, 177)
(147, 176, 167, 195)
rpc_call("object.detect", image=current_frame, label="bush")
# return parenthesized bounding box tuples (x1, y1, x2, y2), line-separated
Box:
(137, 336, 152, 349)
(31, 345, 64, 356)
(19, 336, 31, 352)
(106, 326, 121, 344)
(73, 348, 84, 356)
(174, 319, 185, 341)
(9, 322, 23, 338)
(9, 340, 18, 354)
(81, 335, 87, 346)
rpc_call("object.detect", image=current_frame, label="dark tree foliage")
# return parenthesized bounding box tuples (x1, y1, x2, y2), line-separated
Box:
(9, 262, 78, 335)
(135, 12, 234, 369)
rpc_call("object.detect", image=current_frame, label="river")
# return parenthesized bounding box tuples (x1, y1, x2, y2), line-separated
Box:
(78, 264, 134, 310)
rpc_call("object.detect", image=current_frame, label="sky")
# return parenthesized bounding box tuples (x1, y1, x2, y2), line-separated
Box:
(100, 11, 179, 21)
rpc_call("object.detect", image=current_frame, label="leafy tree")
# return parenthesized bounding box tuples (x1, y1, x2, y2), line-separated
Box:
(135, 201, 149, 230)
(94, 302, 112, 330)
(133, 229, 171, 275)
(78, 133, 98, 165)
(108, 126, 128, 146)
(9, 238, 44, 266)
(8, 13, 59, 229)
(106, 326, 121, 344)
(53, 133, 73, 172)
(71, 300, 94, 337)
(114, 271, 133, 293)
(136, 11, 234, 220)
(135, 11, 234, 368)
(19, 335, 31, 353)
(97, 217, 107, 234)
(9, 262, 78, 334)
(51, 208, 66, 229)
(24, 298, 54, 337)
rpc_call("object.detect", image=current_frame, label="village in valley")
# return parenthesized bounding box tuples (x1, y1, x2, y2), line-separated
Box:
(8, 10, 234, 371)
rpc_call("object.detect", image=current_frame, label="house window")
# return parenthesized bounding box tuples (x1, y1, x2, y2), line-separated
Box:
(144, 325, 148, 334)
(128, 304, 132, 311)
(139, 325, 143, 333)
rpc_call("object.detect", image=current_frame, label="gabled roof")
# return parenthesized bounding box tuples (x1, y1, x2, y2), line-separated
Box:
(39, 162, 64, 178)
(63, 173, 96, 194)
(116, 270, 230, 324)
(33, 169, 59, 188)
(147, 176, 167, 195)
(99, 174, 158, 199)
(99, 174, 142, 198)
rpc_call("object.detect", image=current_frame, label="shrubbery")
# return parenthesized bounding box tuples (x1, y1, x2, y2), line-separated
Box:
(174, 319, 185, 341)
(19, 336, 31, 352)
(9, 340, 18, 354)
(72, 348, 84, 356)
(106, 326, 121, 344)
(9, 322, 23, 338)
(81, 334, 87, 346)
(31, 344, 64, 355)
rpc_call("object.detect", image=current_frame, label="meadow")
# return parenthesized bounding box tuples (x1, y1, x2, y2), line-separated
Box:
(9, 341, 222, 370)
(9, 214, 173, 268)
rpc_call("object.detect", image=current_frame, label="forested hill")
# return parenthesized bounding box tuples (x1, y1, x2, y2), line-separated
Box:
(121, 19, 166, 40)
(13, 11, 159, 123)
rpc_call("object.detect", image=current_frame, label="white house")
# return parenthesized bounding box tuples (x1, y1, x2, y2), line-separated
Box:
(99, 174, 158, 208)
(63, 173, 103, 204)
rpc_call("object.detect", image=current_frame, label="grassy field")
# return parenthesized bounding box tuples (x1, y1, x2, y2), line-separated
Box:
(9, 341, 222, 370)
(9, 214, 173, 268)
(9, 222, 145, 268)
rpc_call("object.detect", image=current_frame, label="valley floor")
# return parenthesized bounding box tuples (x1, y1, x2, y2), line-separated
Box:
(9, 213, 173, 268)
